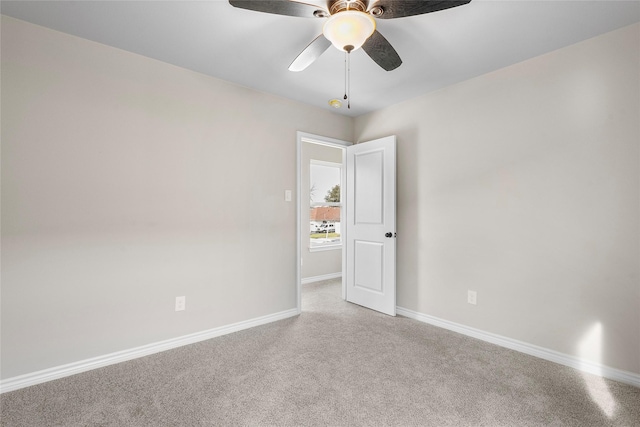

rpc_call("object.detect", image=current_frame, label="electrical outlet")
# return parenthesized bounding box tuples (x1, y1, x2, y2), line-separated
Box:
(467, 290, 477, 305)
(175, 296, 186, 311)
(285, 190, 292, 202)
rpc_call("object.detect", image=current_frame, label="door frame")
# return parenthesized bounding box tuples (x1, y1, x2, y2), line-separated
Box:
(296, 131, 351, 313)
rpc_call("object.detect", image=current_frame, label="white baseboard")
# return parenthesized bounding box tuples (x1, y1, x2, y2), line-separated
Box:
(301, 272, 342, 285)
(0, 308, 299, 394)
(396, 307, 640, 388)
(4, 306, 637, 394)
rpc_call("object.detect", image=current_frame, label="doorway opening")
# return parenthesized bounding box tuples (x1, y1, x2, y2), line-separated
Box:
(296, 132, 350, 312)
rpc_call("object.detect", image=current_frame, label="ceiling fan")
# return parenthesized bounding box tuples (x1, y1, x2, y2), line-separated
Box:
(228, 0, 472, 72)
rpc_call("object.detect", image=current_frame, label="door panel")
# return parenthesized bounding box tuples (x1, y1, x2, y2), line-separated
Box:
(354, 240, 384, 293)
(346, 136, 396, 316)
(354, 149, 384, 224)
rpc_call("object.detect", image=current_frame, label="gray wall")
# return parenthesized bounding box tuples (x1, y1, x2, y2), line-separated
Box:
(300, 142, 343, 280)
(2, 15, 638, 381)
(354, 23, 640, 375)
(0, 16, 353, 379)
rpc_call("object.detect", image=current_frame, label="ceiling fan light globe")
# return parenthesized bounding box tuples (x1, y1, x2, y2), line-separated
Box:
(323, 11, 376, 52)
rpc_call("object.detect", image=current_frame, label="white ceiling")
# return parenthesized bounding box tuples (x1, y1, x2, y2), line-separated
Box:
(2, 0, 639, 117)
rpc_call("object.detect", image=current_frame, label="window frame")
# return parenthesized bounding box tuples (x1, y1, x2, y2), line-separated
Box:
(309, 159, 342, 252)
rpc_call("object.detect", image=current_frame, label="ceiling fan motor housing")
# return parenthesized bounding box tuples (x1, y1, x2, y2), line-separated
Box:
(328, 0, 369, 15)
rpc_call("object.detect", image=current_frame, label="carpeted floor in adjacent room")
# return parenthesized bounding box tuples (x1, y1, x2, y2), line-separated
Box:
(1, 279, 639, 426)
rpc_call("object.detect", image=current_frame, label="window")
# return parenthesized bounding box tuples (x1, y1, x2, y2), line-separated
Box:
(310, 160, 342, 250)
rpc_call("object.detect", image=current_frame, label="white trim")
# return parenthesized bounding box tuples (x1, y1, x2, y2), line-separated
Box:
(310, 202, 341, 207)
(310, 159, 342, 169)
(0, 308, 298, 394)
(301, 272, 342, 285)
(396, 306, 640, 388)
(309, 244, 342, 252)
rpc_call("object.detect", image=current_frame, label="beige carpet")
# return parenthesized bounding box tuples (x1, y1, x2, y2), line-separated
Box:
(1, 279, 639, 426)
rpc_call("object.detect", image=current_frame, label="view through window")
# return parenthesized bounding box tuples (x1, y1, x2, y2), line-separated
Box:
(310, 160, 341, 249)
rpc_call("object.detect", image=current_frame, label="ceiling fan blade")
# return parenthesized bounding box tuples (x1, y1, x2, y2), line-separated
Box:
(229, 0, 327, 18)
(372, 0, 471, 19)
(289, 35, 332, 72)
(362, 30, 402, 71)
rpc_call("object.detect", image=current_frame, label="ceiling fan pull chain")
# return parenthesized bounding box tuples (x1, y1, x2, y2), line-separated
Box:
(347, 51, 351, 109)
(344, 51, 348, 102)
(343, 45, 353, 110)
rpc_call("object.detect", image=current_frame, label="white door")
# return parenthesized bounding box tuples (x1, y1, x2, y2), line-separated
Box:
(345, 136, 396, 316)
